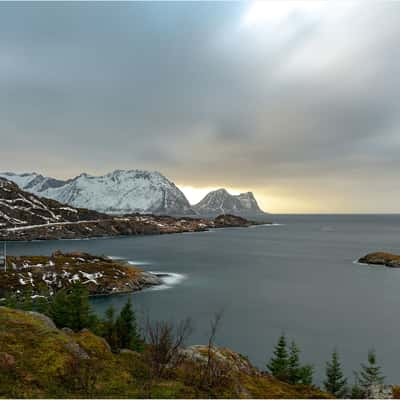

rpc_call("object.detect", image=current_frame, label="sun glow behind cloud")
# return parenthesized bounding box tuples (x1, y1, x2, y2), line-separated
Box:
(241, 0, 324, 28)
(179, 186, 319, 214)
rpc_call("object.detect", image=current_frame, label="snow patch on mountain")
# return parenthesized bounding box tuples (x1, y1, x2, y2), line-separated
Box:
(0, 177, 102, 229)
(0, 170, 196, 216)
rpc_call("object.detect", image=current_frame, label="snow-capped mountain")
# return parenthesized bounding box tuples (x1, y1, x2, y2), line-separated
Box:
(193, 188, 268, 218)
(0, 170, 196, 216)
(0, 177, 103, 229)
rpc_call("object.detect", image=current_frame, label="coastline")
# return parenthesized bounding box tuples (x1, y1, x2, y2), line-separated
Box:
(0, 252, 166, 299)
(0, 213, 269, 242)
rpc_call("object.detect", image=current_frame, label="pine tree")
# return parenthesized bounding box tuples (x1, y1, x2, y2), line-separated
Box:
(115, 298, 143, 352)
(351, 374, 365, 399)
(287, 341, 301, 384)
(267, 334, 289, 381)
(49, 288, 71, 328)
(50, 283, 96, 331)
(358, 350, 385, 398)
(298, 364, 314, 386)
(287, 341, 314, 385)
(66, 283, 96, 331)
(104, 305, 119, 352)
(324, 350, 348, 397)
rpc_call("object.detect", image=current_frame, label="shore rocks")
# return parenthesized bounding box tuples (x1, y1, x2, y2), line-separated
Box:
(213, 214, 255, 228)
(0, 252, 162, 297)
(358, 252, 400, 268)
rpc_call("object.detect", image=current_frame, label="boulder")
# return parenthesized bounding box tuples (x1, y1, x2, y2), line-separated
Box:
(0, 352, 16, 369)
(27, 311, 57, 330)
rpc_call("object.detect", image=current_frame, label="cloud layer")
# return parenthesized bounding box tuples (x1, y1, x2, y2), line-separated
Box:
(1, 2, 399, 212)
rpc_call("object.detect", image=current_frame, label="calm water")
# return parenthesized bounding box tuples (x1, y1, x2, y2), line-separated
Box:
(6, 215, 400, 383)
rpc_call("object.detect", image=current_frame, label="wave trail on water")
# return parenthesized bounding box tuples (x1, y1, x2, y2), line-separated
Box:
(127, 260, 152, 266)
(148, 272, 187, 291)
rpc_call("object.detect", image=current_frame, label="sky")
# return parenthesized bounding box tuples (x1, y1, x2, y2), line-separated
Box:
(1, 1, 400, 213)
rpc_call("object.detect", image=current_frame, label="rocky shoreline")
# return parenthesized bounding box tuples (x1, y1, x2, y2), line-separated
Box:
(0, 213, 266, 241)
(0, 251, 163, 299)
(358, 252, 400, 268)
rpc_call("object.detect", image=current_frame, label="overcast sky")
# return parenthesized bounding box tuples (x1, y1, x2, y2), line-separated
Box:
(1, 1, 400, 213)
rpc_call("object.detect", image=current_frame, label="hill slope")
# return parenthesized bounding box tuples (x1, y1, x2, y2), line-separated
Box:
(193, 188, 268, 218)
(0, 306, 330, 398)
(0, 177, 104, 229)
(0, 170, 196, 216)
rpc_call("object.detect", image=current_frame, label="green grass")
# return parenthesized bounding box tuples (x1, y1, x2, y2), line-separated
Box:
(0, 307, 332, 399)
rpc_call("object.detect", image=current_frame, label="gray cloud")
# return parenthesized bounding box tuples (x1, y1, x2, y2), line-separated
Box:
(0, 2, 400, 212)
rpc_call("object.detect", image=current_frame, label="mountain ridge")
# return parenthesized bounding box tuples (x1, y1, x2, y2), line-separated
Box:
(0, 170, 196, 216)
(193, 188, 268, 218)
(1, 170, 268, 219)
(0, 176, 260, 240)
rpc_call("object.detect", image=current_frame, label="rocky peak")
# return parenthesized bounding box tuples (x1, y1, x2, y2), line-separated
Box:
(1, 170, 196, 216)
(193, 188, 267, 218)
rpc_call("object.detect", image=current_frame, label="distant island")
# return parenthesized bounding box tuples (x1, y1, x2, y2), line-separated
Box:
(358, 252, 400, 268)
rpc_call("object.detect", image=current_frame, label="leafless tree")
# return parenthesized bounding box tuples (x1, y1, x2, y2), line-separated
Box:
(200, 309, 233, 392)
(205, 310, 224, 374)
(145, 317, 193, 378)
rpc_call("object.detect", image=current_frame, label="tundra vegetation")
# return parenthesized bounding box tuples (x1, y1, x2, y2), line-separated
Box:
(0, 284, 392, 399)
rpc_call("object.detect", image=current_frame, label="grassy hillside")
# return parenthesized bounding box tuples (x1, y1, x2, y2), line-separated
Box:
(0, 306, 330, 398)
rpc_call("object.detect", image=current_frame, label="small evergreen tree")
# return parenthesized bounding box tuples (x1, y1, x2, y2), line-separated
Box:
(103, 305, 119, 352)
(324, 350, 348, 397)
(115, 298, 143, 352)
(4, 285, 50, 314)
(49, 288, 70, 328)
(50, 283, 96, 331)
(351, 373, 365, 399)
(358, 350, 385, 398)
(298, 364, 314, 386)
(68, 283, 96, 331)
(287, 341, 313, 385)
(287, 341, 301, 384)
(267, 334, 289, 381)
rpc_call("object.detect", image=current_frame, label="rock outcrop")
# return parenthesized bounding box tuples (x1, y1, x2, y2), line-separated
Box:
(358, 252, 400, 268)
(213, 214, 254, 227)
